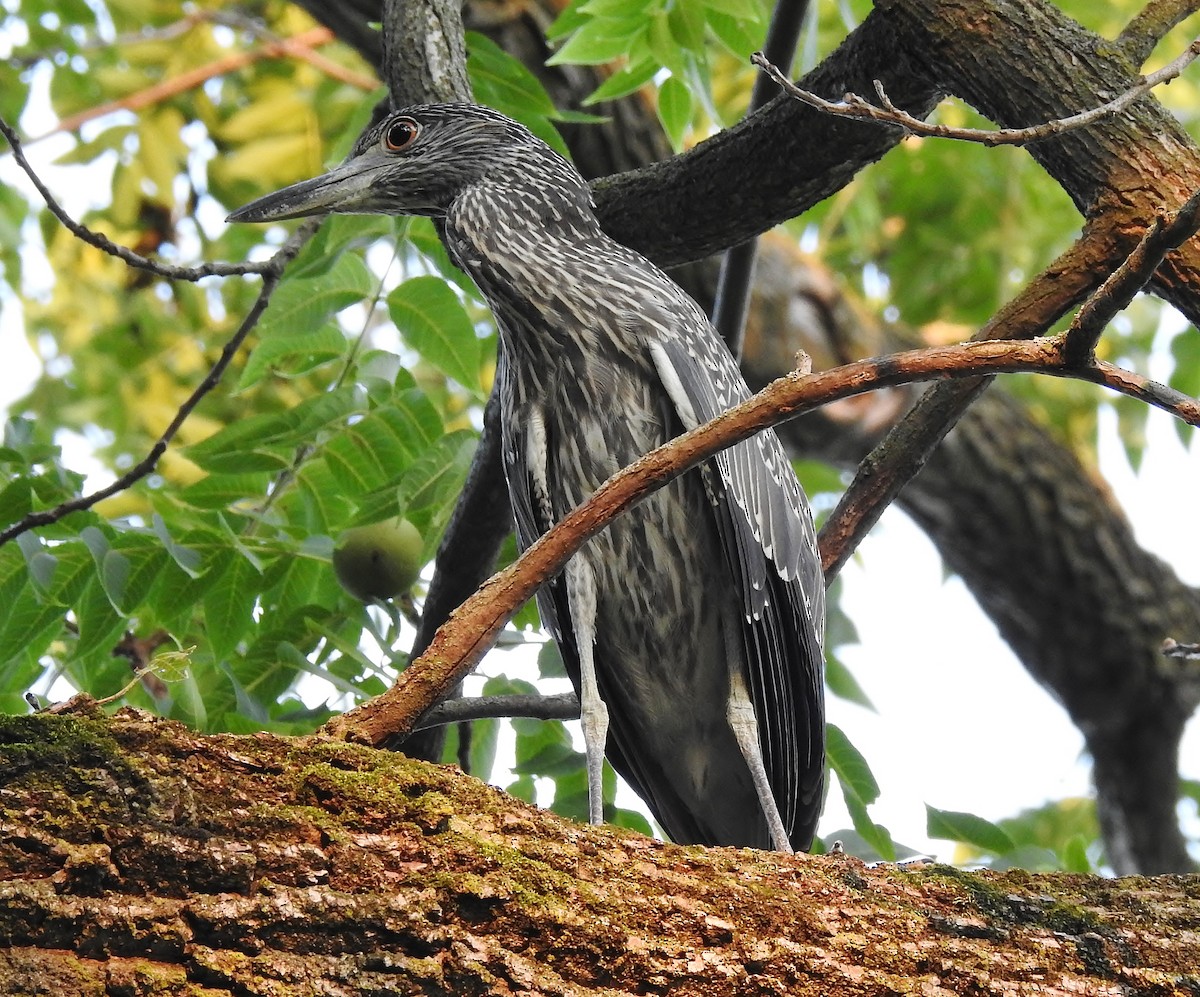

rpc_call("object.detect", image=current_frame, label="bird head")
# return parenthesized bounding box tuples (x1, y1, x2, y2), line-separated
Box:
(227, 103, 584, 224)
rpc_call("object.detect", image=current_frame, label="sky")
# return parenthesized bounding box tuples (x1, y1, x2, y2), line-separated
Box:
(3, 56, 1199, 864)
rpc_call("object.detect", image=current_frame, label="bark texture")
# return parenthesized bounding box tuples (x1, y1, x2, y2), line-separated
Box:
(3, 710, 1199, 997)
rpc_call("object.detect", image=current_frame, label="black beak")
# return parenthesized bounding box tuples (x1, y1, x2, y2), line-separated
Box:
(226, 156, 386, 223)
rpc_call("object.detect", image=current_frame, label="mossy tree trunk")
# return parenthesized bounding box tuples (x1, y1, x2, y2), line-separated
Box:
(2, 710, 1199, 996)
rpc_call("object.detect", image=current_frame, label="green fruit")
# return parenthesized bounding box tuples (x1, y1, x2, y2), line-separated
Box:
(332, 517, 424, 602)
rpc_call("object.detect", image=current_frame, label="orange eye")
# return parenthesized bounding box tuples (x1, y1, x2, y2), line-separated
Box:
(384, 118, 419, 152)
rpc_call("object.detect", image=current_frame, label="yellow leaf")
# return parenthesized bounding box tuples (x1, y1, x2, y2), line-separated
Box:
(211, 132, 322, 188)
(218, 93, 315, 143)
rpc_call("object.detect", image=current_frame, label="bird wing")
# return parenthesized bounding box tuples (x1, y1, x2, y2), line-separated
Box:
(497, 347, 708, 841)
(648, 326, 826, 848)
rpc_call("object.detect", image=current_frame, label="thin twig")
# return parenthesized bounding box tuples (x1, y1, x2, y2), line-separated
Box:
(0, 218, 321, 547)
(0, 116, 270, 281)
(752, 36, 1200, 146)
(325, 335, 1200, 747)
(1063, 185, 1200, 364)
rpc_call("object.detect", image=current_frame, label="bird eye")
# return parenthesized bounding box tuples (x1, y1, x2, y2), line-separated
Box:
(384, 118, 420, 152)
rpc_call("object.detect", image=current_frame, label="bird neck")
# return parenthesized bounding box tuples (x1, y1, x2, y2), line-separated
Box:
(443, 179, 621, 347)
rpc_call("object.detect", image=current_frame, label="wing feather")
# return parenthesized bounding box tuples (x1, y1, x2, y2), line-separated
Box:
(650, 334, 826, 847)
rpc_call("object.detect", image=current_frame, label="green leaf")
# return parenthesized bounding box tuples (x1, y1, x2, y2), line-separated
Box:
(839, 777, 895, 861)
(185, 387, 363, 473)
(102, 535, 167, 614)
(825, 651, 873, 709)
(397, 430, 476, 518)
(825, 723, 879, 805)
(202, 551, 262, 661)
(387, 276, 482, 393)
(179, 473, 275, 510)
(467, 33, 557, 118)
(705, 10, 761, 57)
(153, 515, 204, 579)
(926, 805, 1016, 855)
(585, 58, 659, 105)
(255, 252, 373, 342)
(547, 17, 644, 66)
(0, 477, 32, 528)
(668, 0, 707, 51)
(238, 324, 347, 390)
(468, 717, 501, 782)
(656, 76, 693, 149)
(73, 576, 126, 661)
(1169, 325, 1200, 446)
(319, 392, 442, 495)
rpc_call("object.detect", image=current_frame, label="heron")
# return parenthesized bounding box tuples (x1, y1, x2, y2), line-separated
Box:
(229, 103, 826, 852)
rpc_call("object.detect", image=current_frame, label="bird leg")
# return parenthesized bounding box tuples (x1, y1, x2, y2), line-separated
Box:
(566, 556, 608, 826)
(726, 669, 794, 853)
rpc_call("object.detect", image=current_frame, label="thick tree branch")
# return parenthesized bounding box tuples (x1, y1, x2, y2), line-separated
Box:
(6, 711, 1200, 994)
(325, 337, 1199, 747)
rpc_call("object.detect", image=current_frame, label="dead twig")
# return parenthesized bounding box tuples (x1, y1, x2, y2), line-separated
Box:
(752, 36, 1200, 147)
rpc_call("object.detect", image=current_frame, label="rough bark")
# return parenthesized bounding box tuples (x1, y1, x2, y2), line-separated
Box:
(3, 710, 1199, 997)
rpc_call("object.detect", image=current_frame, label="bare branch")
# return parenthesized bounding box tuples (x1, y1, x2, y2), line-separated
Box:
(752, 35, 1200, 147)
(413, 692, 580, 730)
(325, 336, 1200, 748)
(0, 219, 321, 546)
(1064, 185, 1200, 364)
(0, 116, 270, 280)
(815, 229, 1108, 581)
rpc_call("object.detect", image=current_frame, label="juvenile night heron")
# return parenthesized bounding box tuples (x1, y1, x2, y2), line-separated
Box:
(230, 103, 826, 852)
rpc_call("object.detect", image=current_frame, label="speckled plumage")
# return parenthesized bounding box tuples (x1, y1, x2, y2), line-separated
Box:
(229, 103, 826, 850)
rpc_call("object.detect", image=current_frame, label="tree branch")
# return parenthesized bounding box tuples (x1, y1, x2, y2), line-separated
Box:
(1117, 0, 1200, 65)
(414, 691, 579, 729)
(325, 335, 1199, 746)
(752, 35, 1200, 148)
(0, 117, 271, 280)
(1064, 185, 1200, 364)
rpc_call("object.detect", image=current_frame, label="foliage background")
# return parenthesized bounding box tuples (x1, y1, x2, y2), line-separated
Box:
(1, 0, 1197, 872)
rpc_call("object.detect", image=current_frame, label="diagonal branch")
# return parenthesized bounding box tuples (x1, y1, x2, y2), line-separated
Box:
(324, 336, 1199, 747)
(1063, 185, 1200, 364)
(34, 27, 376, 142)
(818, 181, 1200, 580)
